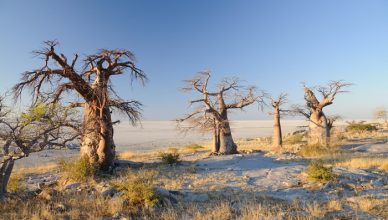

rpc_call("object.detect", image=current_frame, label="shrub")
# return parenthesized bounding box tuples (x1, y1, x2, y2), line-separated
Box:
(306, 160, 336, 182)
(7, 173, 27, 193)
(113, 170, 158, 208)
(159, 150, 181, 165)
(346, 121, 377, 133)
(58, 156, 97, 182)
(285, 134, 304, 145)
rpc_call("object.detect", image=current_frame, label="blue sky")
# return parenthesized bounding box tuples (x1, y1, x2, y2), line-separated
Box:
(1, 0, 388, 120)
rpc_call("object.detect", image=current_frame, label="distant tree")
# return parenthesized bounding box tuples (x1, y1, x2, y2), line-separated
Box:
(270, 93, 287, 148)
(177, 70, 263, 154)
(13, 41, 146, 170)
(293, 81, 351, 146)
(0, 96, 80, 197)
(326, 115, 341, 133)
(374, 107, 388, 125)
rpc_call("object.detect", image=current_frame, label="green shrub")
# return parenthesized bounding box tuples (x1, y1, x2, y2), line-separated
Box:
(346, 122, 377, 133)
(113, 170, 158, 208)
(285, 134, 304, 145)
(306, 160, 336, 182)
(7, 174, 27, 193)
(159, 150, 181, 165)
(58, 156, 97, 182)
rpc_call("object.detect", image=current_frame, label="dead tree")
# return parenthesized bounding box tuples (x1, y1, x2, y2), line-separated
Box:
(178, 70, 262, 154)
(13, 41, 146, 170)
(296, 81, 351, 145)
(270, 93, 287, 148)
(0, 98, 80, 197)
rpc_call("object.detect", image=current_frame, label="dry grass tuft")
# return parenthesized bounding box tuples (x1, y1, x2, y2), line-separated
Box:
(13, 163, 58, 176)
(298, 144, 343, 158)
(326, 199, 342, 212)
(336, 157, 388, 171)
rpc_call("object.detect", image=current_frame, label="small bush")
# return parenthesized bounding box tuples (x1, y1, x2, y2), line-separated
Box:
(306, 160, 336, 182)
(159, 150, 181, 165)
(285, 134, 304, 145)
(7, 173, 27, 193)
(58, 156, 97, 182)
(113, 170, 158, 208)
(346, 122, 377, 133)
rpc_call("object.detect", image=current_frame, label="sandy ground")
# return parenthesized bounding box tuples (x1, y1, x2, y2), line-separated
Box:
(14, 120, 308, 168)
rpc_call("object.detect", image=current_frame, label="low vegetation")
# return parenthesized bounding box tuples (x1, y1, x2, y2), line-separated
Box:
(112, 169, 159, 208)
(182, 144, 205, 153)
(58, 156, 97, 182)
(306, 160, 336, 182)
(6, 173, 27, 193)
(297, 144, 343, 158)
(346, 121, 378, 133)
(337, 157, 388, 171)
(285, 133, 305, 145)
(159, 150, 181, 165)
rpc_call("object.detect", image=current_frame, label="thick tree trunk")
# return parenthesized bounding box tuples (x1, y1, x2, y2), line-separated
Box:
(273, 108, 282, 148)
(219, 116, 237, 154)
(0, 159, 14, 197)
(308, 109, 329, 146)
(217, 94, 237, 154)
(212, 121, 220, 153)
(80, 101, 115, 170)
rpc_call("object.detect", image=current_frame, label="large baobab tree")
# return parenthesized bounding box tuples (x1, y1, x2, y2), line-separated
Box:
(13, 41, 146, 170)
(178, 70, 262, 154)
(0, 98, 80, 197)
(270, 93, 287, 148)
(294, 81, 351, 146)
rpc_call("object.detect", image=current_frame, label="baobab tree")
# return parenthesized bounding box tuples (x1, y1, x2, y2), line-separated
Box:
(294, 81, 351, 146)
(326, 115, 341, 133)
(270, 93, 287, 148)
(13, 41, 146, 170)
(177, 110, 219, 153)
(0, 98, 80, 197)
(178, 70, 262, 154)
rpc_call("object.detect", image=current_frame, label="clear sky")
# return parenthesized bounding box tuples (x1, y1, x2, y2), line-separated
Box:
(1, 0, 388, 120)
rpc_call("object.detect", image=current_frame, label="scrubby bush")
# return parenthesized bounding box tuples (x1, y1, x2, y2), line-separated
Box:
(58, 156, 97, 182)
(285, 133, 304, 145)
(159, 150, 181, 165)
(306, 160, 336, 182)
(113, 170, 158, 208)
(7, 173, 27, 193)
(345, 121, 377, 133)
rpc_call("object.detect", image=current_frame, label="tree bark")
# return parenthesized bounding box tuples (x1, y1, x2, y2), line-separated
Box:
(0, 159, 14, 197)
(273, 108, 282, 148)
(308, 109, 329, 146)
(216, 94, 237, 154)
(80, 102, 115, 170)
(212, 121, 220, 153)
